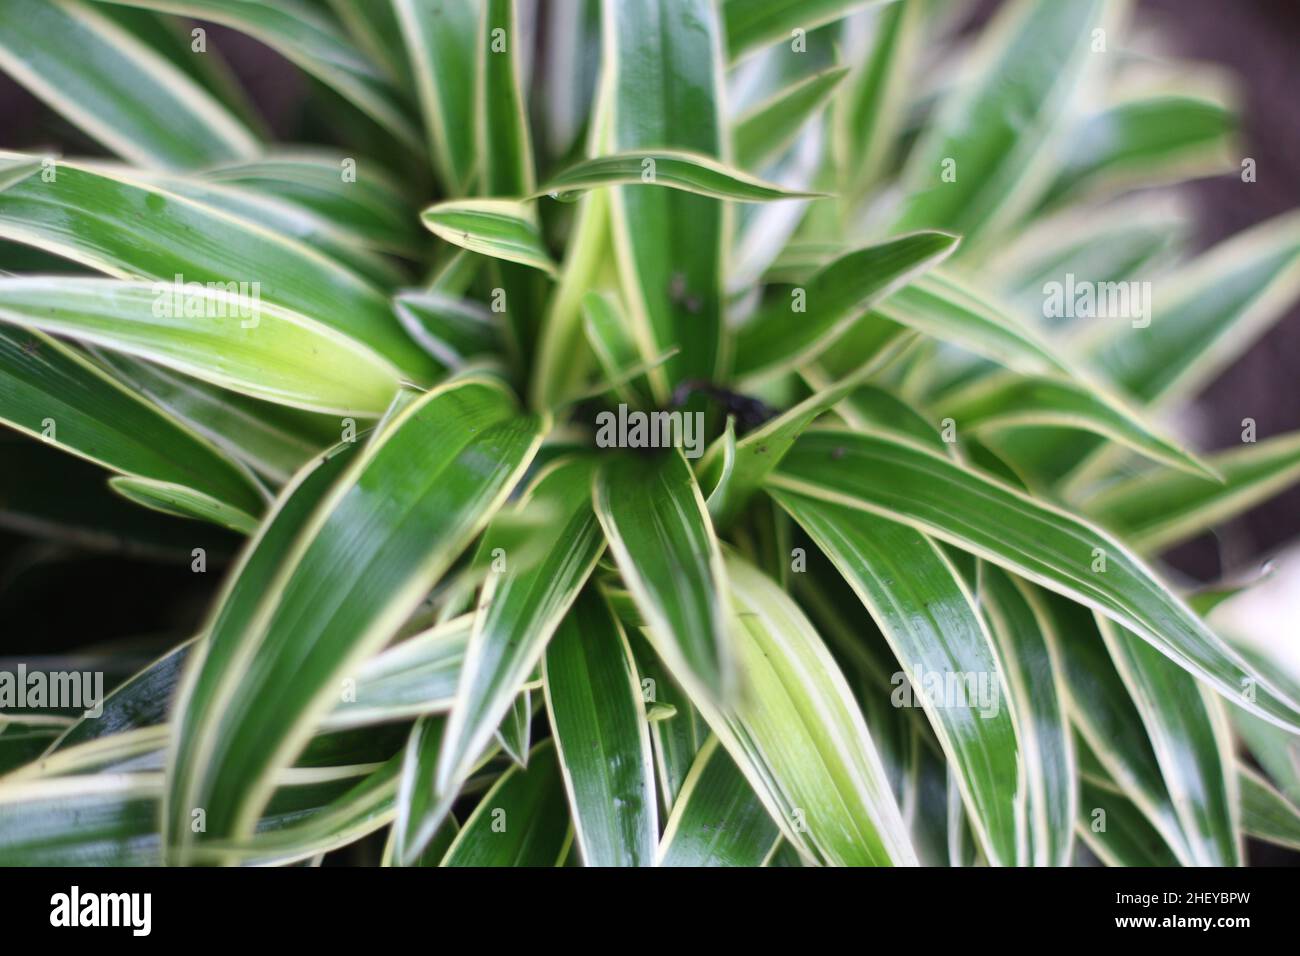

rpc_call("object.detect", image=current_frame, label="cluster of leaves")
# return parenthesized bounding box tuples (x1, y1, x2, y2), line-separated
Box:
(1, 0, 1299, 867)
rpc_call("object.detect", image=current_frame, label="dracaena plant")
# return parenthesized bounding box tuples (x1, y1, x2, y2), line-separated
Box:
(0, 0, 1298, 869)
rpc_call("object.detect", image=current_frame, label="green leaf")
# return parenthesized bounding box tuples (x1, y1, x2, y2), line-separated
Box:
(1240, 764, 1300, 852)
(603, 0, 726, 399)
(1077, 770, 1181, 867)
(1041, 92, 1236, 210)
(595, 451, 735, 706)
(0, 155, 437, 380)
(626, 628, 708, 813)
(394, 0, 478, 192)
(421, 458, 604, 856)
(109, 476, 260, 535)
(768, 429, 1300, 733)
(1085, 211, 1300, 407)
(0, 774, 162, 866)
(0, 277, 403, 416)
(421, 199, 558, 275)
(1043, 594, 1192, 863)
(834, 0, 921, 200)
(165, 378, 543, 860)
(657, 735, 781, 866)
(770, 491, 1024, 867)
(542, 590, 657, 866)
(202, 152, 423, 256)
(477, 0, 534, 197)
(93, 351, 338, 485)
(892, 0, 1108, 248)
(980, 568, 1075, 867)
(1095, 615, 1240, 866)
(393, 290, 501, 371)
(734, 232, 960, 381)
(938, 372, 1216, 479)
(439, 739, 571, 866)
(0, 0, 258, 169)
(538, 150, 822, 203)
(104, 0, 423, 151)
(0, 328, 263, 516)
(694, 553, 915, 866)
(872, 273, 1071, 377)
(734, 68, 848, 172)
(1083, 431, 1300, 554)
(722, 0, 892, 63)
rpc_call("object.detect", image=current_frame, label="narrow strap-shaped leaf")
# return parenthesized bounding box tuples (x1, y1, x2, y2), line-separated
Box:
(1085, 431, 1300, 555)
(0, 277, 403, 416)
(108, 476, 259, 535)
(439, 739, 571, 866)
(0, 328, 263, 515)
(595, 450, 735, 706)
(689, 553, 915, 866)
(603, 0, 727, 399)
(495, 689, 533, 768)
(393, 290, 501, 372)
(92, 351, 338, 485)
(1041, 92, 1236, 210)
(478, 0, 534, 197)
(872, 273, 1071, 377)
(538, 150, 822, 202)
(1085, 211, 1300, 407)
(543, 589, 657, 866)
(0, 774, 163, 866)
(103, 0, 422, 151)
(891, 0, 1108, 247)
(722, 0, 892, 63)
(202, 152, 423, 256)
(0, 155, 436, 380)
(1240, 764, 1300, 852)
(770, 490, 1024, 866)
(768, 428, 1300, 733)
(0, 0, 258, 169)
(657, 735, 781, 866)
(1095, 615, 1240, 866)
(421, 199, 558, 275)
(835, 0, 921, 201)
(166, 378, 543, 859)
(1077, 772, 1182, 868)
(0, 156, 41, 194)
(423, 458, 604, 856)
(979, 568, 1075, 867)
(733, 232, 959, 381)
(938, 372, 1216, 479)
(582, 292, 652, 407)
(734, 68, 847, 172)
(1044, 593, 1191, 864)
(394, 0, 478, 193)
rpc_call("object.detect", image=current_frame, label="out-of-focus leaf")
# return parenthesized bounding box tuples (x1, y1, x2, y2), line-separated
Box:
(0, 0, 258, 169)
(102, 0, 422, 150)
(0, 154, 437, 379)
(0, 328, 263, 516)
(0, 278, 404, 416)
